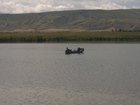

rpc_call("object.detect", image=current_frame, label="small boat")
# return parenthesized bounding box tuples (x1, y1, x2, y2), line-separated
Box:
(65, 47, 84, 54)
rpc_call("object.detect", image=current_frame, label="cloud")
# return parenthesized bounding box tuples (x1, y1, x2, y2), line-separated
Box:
(74, 1, 128, 10)
(0, 0, 139, 13)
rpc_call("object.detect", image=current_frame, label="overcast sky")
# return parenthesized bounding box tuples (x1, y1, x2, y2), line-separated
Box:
(0, 0, 140, 13)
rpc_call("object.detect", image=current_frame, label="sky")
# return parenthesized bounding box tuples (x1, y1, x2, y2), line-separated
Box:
(0, 0, 140, 13)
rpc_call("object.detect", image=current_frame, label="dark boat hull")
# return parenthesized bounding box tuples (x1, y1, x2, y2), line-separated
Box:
(65, 48, 84, 54)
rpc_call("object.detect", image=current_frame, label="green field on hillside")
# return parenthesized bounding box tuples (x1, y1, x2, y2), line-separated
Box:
(0, 31, 140, 43)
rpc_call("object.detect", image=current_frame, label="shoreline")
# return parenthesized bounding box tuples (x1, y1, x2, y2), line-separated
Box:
(0, 32, 140, 43)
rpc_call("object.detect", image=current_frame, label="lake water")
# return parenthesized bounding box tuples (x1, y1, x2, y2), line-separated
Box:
(0, 43, 140, 105)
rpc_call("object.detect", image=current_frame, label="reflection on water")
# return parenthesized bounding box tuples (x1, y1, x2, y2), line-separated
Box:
(0, 43, 140, 105)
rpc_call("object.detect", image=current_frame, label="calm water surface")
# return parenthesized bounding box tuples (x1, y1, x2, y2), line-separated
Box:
(0, 43, 140, 98)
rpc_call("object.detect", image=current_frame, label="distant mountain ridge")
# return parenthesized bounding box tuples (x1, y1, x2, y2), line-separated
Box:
(0, 9, 140, 32)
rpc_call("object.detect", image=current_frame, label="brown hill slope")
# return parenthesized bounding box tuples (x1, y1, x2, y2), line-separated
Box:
(0, 9, 140, 31)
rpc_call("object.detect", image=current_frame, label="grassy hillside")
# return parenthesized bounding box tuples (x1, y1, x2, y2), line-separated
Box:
(0, 9, 140, 32)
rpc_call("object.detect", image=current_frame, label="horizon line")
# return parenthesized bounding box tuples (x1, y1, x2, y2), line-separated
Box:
(0, 8, 140, 15)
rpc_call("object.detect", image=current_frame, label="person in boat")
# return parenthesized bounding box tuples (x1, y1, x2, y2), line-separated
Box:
(77, 47, 81, 51)
(66, 47, 71, 51)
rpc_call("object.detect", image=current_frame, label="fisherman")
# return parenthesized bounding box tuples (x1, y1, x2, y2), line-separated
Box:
(77, 47, 81, 51)
(66, 47, 71, 51)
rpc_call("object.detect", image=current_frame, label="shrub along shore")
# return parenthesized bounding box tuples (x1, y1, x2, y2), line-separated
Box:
(0, 31, 140, 43)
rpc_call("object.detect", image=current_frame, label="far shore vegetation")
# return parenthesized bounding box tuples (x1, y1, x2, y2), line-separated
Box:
(0, 30, 140, 43)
